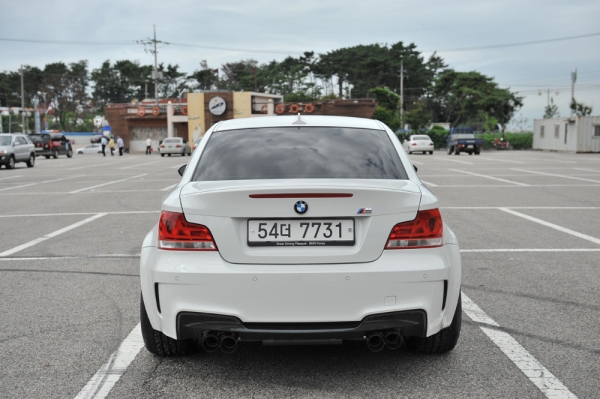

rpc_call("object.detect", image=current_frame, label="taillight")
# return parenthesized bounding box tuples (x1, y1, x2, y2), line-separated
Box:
(385, 209, 443, 249)
(175, 145, 182, 148)
(158, 211, 217, 251)
(429, 142, 434, 146)
(160, 145, 165, 148)
(411, 143, 417, 146)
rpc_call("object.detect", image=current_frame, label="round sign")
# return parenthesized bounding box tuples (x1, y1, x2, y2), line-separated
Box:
(208, 96, 226, 116)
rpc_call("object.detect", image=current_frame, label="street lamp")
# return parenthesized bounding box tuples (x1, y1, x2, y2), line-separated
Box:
(37, 91, 48, 131)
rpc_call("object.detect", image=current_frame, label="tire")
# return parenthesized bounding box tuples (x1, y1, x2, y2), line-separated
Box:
(468, 151, 473, 155)
(447, 147, 453, 155)
(168, 154, 171, 157)
(405, 292, 462, 354)
(26, 154, 35, 168)
(7, 156, 15, 170)
(429, 151, 433, 155)
(475, 150, 480, 155)
(53, 149, 59, 159)
(140, 294, 196, 357)
(161, 154, 165, 157)
(408, 150, 412, 154)
(45, 155, 50, 159)
(66, 149, 73, 158)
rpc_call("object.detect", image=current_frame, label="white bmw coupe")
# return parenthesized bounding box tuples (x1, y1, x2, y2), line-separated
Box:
(140, 115, 462, 356)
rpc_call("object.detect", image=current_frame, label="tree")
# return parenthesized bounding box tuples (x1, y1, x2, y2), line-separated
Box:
(570, 99, 592, 116)
(41, 60, 90, 131)
(91, 60, 153, 107)
(543, 98, 559, 119)
(405, 101, 432, 130)
(189, 60, 218, 91)
(369, 87, 400, 130)
(430, 70, 523, 128)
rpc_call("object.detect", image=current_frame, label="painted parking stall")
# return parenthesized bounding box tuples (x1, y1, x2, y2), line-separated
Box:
(0, 151, 598, 398)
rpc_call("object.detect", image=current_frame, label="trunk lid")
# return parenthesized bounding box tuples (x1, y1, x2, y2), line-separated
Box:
(180, 179, 422, 264)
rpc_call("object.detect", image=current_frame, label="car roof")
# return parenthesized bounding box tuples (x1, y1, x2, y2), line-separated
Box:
(214, 115, 383, 132)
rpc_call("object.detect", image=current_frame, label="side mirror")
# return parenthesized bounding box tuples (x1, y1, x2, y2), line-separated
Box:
(13, 142, 19, 146)
(178, 164, 186, 176)
(413, 164, 418, 173)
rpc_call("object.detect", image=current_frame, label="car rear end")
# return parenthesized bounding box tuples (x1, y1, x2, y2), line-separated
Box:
(160, 138, 185, 155)
(140, 116, 461, 355)
(410, 135, 434, 153)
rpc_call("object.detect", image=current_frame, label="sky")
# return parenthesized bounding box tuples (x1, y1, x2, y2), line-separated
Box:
(1, 0, 599, 130)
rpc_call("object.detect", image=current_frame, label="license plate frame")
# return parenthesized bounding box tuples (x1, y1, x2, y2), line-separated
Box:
(247, 218, 355, 247)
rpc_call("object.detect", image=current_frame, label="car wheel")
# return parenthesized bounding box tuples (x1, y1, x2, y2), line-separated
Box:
(53, 149, 59, 159)
(468, 151, 473, 155)
(140, 294, 196, 357)
(161, 154, 165, 157)
(405, 292, 462, 354)
(7, 156, 15, 169)
(475, 150, 480, 155)
(429, 151, 433, 155)
(168, 154, 171, 157)
(447, 147, 453, 155)
(454, 149, 460, 155)
(26, 154, 35, 168)
(67, 149, 73, 158)
(45, 155, 50, 159)
(408, 150, 412, 154)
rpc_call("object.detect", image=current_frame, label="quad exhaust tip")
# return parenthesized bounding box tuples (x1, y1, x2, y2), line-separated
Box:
(202, 331, 239, 354)
(366, 330, 403, 352)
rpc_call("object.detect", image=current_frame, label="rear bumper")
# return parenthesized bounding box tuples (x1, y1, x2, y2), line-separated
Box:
(177, 310, 426, 341)
(140, 243, 461, 340)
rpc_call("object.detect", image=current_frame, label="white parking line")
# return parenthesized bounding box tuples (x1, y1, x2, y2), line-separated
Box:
(475, 157, 525, 164)
(511, 168, 600, 184)
(461, 293, 578, 399)
(161, 183, 178, 191)
(419, 180, 438, 187)
(74, 323, 144, 399)
(0, 254, 141, 260)
(499, 208, 600, 245)
(69, 174, 147, 193)
(443, 206, 600, 210)
(0, 211, 159, 218)
(449, 169, 530, 186)
(573, 167, 600, 173)
(69, 162, 121, 171)
(461, 248, 600, 252)
(0, 213, 107, 257)
(171, 164, 186, 169)
(0, 175, 21, 181)
(0, 174, 86, 192)
(408, 160, 424, 165)
(440, 158, 473, 165)
(120, 161, 159, 170)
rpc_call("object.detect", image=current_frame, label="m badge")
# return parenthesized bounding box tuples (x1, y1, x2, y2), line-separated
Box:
(357, 208, 372, 214)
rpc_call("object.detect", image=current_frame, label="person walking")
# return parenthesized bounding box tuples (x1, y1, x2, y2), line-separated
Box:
(108, 137, 115, 156)
(117, 136, 124, 156)
(101, 136, 107, 157)
(146, 136, 152, 155)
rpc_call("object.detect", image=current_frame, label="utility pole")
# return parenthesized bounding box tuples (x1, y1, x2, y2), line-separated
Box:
(21, 65, 25, 133)
(570, 67, 577, 116)
(399, 58, 406, 131)
(137, 25, 168, 104)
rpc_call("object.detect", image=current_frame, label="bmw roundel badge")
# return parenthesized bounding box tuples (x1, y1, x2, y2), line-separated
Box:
(294, 200, 308, 214)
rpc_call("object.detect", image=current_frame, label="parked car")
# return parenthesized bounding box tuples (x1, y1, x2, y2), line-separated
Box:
(0, 133, 36, 169)
(29, 133, 73, 159)
(159, 137, 191, 157)
(140, 115, 462, 357)
(76, 143, 102, 154)
(403, 135, 434, 154)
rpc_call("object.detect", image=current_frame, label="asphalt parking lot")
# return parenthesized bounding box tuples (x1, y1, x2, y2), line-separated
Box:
(0, 150, 599, 399)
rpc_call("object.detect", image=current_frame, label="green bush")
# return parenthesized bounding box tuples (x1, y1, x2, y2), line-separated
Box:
(478, 132, 533, 149)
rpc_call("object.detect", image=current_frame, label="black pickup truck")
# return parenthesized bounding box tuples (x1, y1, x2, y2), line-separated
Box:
(446, 127, 484, 155)
(29, 133, 73, 159)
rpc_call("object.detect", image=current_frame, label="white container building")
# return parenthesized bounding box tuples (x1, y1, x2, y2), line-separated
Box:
(533, 116, 600, 153)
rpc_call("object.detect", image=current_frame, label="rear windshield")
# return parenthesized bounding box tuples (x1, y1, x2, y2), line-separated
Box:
(163, 138, 180, 144)
(192, 127, 407, 181)
(412, 135, 430, 141)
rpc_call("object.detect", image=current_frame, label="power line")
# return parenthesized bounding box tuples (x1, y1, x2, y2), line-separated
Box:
(433, 31, 600, 53)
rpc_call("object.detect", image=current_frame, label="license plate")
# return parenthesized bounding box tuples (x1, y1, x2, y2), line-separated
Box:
(467, 145, 473, 148)
(248, 219, 355, 247)
(168, 146, 173, 149)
